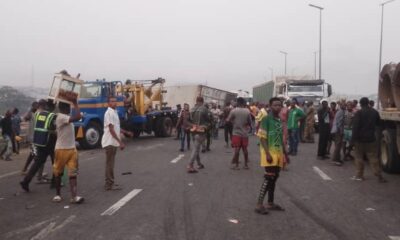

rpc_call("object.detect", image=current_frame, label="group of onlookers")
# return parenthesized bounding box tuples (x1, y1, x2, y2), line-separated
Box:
(0, 107, 22, 161)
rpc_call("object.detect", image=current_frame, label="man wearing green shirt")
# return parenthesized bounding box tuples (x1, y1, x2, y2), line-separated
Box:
(287, 99, 305, 156)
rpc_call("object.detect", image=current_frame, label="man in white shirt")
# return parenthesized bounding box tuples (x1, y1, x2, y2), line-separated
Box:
(52, 98, 84, 204)
(102, 97, 133, 191)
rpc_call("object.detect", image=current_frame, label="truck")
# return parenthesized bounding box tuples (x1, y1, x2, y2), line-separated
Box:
(253, 77, 332, 105)
(377, 62, 400, 173)
(164, 84, 238, 108)
(74, 78, 177, 149)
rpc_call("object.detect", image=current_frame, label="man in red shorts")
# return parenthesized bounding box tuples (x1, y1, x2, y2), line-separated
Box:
(227, 97, 252, 169)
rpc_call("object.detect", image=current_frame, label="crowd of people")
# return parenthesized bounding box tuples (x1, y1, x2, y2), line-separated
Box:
(173, 95, 386, 214)
(0, 93, 387, 214)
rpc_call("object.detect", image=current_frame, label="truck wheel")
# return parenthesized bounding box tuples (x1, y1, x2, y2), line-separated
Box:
(157, 117, 173, 137)
(79, 122, 102, 149)
(381, 129, 400, 173)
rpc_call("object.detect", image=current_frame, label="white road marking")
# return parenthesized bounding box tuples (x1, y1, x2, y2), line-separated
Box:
(134, 143, 164, 151)
(171, 154, 185, 163)
(0, 171, 20, 180)
(389, 236, 400, 240)
(312, 166, 332, 181)
(101, 189, 143, 216)
(4, 217, 58, 239)
(30, 215, 76, 240)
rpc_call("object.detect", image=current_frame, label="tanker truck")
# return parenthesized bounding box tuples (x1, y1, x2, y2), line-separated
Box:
(378, 63, 400, 173)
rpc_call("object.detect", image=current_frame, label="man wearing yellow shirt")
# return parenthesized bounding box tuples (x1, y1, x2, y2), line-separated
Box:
(255, 97, 289, 214)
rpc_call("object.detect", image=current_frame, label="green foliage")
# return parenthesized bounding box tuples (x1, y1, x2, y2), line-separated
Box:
(0, 86, 35, 116)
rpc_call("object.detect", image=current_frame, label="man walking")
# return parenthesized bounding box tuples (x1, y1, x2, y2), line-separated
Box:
(102, 97, 133, 190)
(227, 97, 252, 169)
(287, 100, 305, 156)
(351, 97, 386, 182)
(20, 99, 56, 192)
(187, 96, 211, 173)
(255, 97, 288, 214)
(317, 100, 330, 160)
(52, 99, 84, 203)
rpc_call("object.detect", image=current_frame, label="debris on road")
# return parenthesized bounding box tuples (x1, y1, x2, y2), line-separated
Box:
(366, 208, 375, 211)
(64, 205, 70, 209)
(188, 183, 194, 186)
(228, 219, 239, 224)
(122, 172, 132, 175)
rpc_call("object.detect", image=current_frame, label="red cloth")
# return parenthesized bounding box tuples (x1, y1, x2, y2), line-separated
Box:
(231, 135, 249, 148)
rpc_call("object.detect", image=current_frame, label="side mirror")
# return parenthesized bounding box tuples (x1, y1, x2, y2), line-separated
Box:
(327, 84, 332, 97)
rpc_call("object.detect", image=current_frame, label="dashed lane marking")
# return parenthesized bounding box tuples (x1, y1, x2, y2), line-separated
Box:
(171, 154, 185, 163)
(0, 171, 20, 180)
(101, 189, 143, 216)
(313, 166, 332, 181)
(389, 236, 400, 240)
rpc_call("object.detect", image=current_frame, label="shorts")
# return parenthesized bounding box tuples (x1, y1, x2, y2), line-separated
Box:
(231, 135, 249, 148)
(344, 129, 352, 142)
(53, 149, 78, 177)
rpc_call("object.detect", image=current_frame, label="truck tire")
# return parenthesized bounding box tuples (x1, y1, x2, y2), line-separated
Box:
(79, 121, 102, 149)
(157, 117, 173, 137)
(381, 129, 400, 173)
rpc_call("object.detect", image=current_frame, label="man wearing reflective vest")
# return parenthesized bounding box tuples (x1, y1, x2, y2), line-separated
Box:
(20, 99, 57, 192)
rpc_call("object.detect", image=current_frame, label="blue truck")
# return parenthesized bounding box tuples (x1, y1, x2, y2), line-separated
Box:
(74, 79, 177, 149)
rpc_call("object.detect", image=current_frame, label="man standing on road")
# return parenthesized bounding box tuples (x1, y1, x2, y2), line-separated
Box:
(331, 100, 346, 166)
(227, 97, 252, 170)
(255, 97, 288, 214)
(102, 97, 133, 191)
(287, 99, 305, 156)
(176, 103, 191, 152)
(351, 97, 387, 182)
(52, 99, 84, 203)
(0, 110, 14, 161)
(210, 103, 221, 140)
(303, 101, 315, 143)
(317, 100, 330, 160)
(222, 102, 233, 148)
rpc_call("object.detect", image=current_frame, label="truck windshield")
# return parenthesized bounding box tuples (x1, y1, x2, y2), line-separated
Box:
(80, 83, 102, 98)
(288, 85, 323, 92)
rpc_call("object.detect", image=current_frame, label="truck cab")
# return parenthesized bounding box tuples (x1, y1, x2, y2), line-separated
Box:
(75, 80, 125, 149)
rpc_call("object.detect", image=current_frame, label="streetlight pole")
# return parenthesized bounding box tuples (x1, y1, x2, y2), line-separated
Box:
(314, 51, 317, 79)
(379, 0, 397, 77)
(279, 51, 288, 75)
(309, 4, 323, 80)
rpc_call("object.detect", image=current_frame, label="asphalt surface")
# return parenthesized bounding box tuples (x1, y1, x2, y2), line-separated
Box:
(1, 133, 400, 240)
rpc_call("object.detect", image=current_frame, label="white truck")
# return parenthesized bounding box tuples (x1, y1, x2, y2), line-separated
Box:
(164, 84, 237, 108)
(378, 63, 400, 173)
(253, 77, 332, 105)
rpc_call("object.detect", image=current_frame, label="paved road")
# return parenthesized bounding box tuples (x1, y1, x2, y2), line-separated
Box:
(1, 133, 400, 240)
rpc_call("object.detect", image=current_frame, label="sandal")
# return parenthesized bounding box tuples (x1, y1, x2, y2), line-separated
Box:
(254, 206, 269, 215)
(267, 204, 285, 211)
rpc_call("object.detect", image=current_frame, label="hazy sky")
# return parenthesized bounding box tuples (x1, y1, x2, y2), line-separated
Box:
(0, 0, 399, 95)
